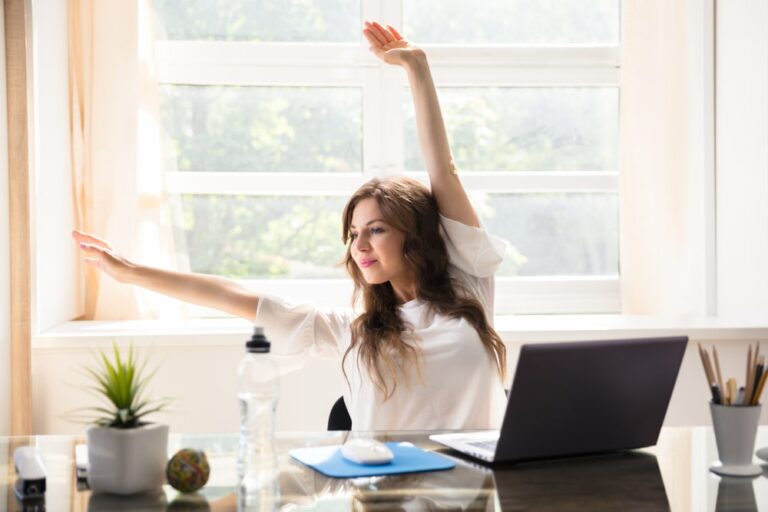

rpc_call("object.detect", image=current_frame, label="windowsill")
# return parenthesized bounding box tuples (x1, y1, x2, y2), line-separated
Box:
(32, 315, 768, 349)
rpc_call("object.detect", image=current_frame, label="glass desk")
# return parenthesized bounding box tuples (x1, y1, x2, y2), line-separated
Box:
(2, 427, 768, 511)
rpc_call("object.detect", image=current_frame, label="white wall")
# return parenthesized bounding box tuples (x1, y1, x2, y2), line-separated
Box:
(31, 327, 768, 434)
(33, 339, 344, 434)
(31, 0, 79, 333)
(716, 0, 768, 317)
(0, 0, 12, 437)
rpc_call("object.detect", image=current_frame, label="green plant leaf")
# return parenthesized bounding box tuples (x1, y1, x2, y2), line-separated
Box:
(71, 343, 173, 429)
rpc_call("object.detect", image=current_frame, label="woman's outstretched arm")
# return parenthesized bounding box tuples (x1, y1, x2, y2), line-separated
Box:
(363, 20, 480, 227)
(73, 230, 260, 320)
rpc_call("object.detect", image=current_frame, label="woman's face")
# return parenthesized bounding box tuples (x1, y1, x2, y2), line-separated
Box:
(349, 197, 412, 286)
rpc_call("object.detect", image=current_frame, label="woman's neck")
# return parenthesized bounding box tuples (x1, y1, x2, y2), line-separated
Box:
(389, 275, 418, 304)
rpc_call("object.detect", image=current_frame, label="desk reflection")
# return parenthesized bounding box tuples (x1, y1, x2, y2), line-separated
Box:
(489, 451, 669, 511)
(715, 476, 758, 512)
(6, 429, 768, 511)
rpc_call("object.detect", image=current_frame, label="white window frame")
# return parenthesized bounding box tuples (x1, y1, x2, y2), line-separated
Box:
(155, 11, 621, 316)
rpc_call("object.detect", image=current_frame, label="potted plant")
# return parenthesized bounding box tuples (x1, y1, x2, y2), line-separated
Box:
(77, 344, 172, 495)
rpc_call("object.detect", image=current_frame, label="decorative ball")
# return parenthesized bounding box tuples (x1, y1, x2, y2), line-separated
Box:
(166, 448, 210, 493)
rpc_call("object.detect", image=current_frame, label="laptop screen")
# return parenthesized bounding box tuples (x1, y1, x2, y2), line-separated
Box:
(495, 336, 688, 462)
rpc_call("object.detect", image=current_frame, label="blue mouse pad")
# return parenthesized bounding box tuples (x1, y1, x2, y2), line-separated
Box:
(289, 442, 455, 478)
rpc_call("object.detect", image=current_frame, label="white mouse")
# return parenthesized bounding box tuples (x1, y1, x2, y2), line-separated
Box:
(757, 447, 768, 462)
(340, 438, 394, 465)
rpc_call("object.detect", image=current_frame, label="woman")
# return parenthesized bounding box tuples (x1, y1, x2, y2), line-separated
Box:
(74, 21, 508, 430)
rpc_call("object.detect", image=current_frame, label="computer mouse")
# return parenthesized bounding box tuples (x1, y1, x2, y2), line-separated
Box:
(757, 447, 768, 462)
(340, 438, 394, 465)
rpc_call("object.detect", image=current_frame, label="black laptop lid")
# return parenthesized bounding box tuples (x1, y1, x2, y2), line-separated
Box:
(495, 336, 688, 463)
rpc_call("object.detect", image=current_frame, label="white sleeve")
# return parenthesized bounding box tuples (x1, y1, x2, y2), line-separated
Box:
(254, 295, 354, 373)
(440, 214, 506, 278)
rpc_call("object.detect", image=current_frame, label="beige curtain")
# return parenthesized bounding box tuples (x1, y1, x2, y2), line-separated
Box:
(69, 0, 185, 319)
(619, 0, 709, 316)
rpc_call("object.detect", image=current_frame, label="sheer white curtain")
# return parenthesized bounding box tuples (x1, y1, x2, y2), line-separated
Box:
(69, 0, 185, 319)
(619, 0, 713, 316)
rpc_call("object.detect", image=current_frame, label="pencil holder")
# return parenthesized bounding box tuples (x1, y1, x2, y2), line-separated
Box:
(709, 402, 763, 477)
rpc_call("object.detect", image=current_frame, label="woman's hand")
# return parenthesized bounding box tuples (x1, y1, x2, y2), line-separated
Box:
(363, 20, 424, 68)
(72, 230, 134, 283)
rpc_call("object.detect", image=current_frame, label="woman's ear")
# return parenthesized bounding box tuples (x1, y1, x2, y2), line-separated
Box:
(402, 237, 416, 258)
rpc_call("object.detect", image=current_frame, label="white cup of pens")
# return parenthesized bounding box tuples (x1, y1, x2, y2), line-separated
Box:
(698, 343, 767, 477)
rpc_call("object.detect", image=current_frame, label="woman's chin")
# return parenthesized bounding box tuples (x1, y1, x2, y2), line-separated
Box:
(362, 273, 387, 285)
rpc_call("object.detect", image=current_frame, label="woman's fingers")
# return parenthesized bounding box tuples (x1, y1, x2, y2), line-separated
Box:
(386, 24, 404, 41)
(370, 21, 394, 44)
(363, 22, 387, 46)
(362, 28, 382, 49)
(72, 230, 110, 249)
(77, 242, 104, 258)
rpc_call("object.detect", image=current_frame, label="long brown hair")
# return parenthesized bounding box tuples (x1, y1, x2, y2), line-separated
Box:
(341, 176, 507, 399)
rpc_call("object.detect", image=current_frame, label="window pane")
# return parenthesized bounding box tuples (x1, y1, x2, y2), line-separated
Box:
(478, 193, 618, 276)
(153, 0, 361, 42)
(175, 195, 348, 279)
(404, 0, 619, 45)
(161, 85, 362, 173)
(404, 87, 618, 172)
(176, 193, 617, 280)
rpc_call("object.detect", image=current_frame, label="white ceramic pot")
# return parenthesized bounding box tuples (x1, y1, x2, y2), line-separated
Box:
(86, 423, 169, 495)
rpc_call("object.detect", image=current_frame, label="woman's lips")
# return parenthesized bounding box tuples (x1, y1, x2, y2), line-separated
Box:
(359, 259, 377, 269)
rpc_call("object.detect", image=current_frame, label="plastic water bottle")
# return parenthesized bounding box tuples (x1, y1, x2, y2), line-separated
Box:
(237, 326, 279, 494)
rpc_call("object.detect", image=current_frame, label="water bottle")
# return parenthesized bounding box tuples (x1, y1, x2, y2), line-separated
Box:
(237, 326, 279, 494)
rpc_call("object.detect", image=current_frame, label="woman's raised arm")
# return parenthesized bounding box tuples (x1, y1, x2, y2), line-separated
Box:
(72, 230, 260, 320)
(363, 21, 480, 227)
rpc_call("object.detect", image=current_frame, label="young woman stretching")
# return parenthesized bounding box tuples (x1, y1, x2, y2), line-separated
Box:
(74, 21, 508, 431)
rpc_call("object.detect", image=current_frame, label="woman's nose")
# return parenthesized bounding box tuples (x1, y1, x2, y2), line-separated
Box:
(355, 235, 370, 251)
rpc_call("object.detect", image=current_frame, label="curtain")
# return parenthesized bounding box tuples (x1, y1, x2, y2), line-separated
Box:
(619, 0, 711, 316)
(69, 0, 185, 319)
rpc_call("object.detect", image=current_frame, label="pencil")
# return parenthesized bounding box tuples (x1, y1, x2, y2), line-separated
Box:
(752, 343, 761, 397)
(713, 347, 725, 399)
(727, 378, 737, 406)
(745, 344, 754, 405)
(751, 356, 765, 404)
(752, 369, 768, 406)
(698, 344, 711, 383)
(702, 347, 718, 400)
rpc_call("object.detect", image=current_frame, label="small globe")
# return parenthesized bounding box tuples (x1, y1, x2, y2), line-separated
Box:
(166, 448, 210, 493)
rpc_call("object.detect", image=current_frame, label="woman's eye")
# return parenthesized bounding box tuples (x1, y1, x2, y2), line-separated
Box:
(371, 227, 384, 234)
(349, 233, 358, 241)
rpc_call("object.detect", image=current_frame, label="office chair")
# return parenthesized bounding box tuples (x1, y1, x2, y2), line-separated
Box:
(327, 396, 352, 431)
(327, 390, 508, 431)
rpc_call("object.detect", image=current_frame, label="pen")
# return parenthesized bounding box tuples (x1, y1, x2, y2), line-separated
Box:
(752, 356, 765, 405)
(711, 384, 722, 405)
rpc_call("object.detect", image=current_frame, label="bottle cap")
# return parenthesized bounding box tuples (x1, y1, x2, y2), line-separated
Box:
(246, 326, 271, 353)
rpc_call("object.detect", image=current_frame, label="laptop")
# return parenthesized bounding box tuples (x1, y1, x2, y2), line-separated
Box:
(430, 336, 688, 463)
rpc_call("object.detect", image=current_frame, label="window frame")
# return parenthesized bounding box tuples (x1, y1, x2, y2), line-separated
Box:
(155, 21, 622, 316)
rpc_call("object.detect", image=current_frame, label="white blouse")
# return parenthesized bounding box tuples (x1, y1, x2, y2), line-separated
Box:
(254, 214, 508, 431)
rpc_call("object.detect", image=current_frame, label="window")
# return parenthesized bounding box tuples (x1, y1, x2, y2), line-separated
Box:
(152, 0, 621, 314)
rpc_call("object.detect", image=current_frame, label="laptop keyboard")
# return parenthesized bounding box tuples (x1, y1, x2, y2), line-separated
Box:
(468, 440, 498, 452)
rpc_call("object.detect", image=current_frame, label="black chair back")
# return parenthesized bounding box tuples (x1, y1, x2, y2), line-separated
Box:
(327, 396, 352, 431)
